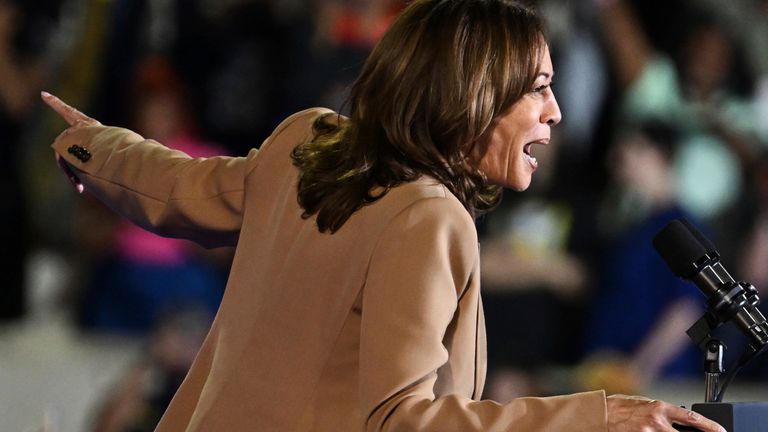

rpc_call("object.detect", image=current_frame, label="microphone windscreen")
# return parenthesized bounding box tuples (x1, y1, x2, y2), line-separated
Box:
(653, 219, 709, 278)
(679, 218, 717, 255)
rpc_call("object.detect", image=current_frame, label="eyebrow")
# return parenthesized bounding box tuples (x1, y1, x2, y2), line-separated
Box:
(537, 72, 554, 80)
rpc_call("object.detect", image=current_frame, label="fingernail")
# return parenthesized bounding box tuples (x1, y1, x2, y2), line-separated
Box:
(41, 91, 51, 97)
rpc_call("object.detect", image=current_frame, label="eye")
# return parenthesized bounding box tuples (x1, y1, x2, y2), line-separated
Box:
(532, 83, 550, 95)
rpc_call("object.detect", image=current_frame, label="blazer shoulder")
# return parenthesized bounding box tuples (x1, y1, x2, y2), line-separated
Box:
(244, 107, 339, 175)
(392, 178, 475, 226)
(260, 107, 338, 152)
(373, 179, 478, 249)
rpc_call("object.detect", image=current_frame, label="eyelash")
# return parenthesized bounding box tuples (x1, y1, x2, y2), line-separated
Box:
(532, 83, 551, 94)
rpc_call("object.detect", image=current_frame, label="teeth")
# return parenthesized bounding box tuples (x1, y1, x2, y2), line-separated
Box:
(524, 153, 538, 168)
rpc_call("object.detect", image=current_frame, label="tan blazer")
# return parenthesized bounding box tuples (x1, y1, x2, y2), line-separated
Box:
(53, 108, 608, 431)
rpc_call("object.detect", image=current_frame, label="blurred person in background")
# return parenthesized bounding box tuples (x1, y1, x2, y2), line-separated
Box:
(86, 0, 302, 156)
(75, 56, 228, 335)
(305, 0, 406, 108)
(579, 120, 704, 394)
(717, 151, 768, 380)
(691, 0, 768, 146)
(41, 1, 726, 430)
(595, 0, 764, 254)
(0, 0, 49, 322)
(740, 154, 768, 311)
(91, 308, 212, 432)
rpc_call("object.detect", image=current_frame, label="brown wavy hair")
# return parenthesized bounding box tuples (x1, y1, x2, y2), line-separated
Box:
(292, 0, 545, 233)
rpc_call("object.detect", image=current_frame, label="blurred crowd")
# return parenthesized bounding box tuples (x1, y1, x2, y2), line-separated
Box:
(1, 0, 767, 430)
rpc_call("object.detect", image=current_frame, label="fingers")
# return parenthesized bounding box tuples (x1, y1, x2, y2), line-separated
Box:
(666, 404, 726, 432)
(607, 396, 726, 432)
(40, 91, 99, 126)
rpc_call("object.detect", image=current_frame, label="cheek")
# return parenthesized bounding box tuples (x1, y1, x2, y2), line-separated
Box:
(478, 137, 515, 184)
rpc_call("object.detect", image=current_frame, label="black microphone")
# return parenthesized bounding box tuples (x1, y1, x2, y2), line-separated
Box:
(653, 219, 768, 351)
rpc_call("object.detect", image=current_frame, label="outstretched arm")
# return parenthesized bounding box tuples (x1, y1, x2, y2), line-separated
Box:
(42, 92, 252, 248)
(596, 0, 653, 91)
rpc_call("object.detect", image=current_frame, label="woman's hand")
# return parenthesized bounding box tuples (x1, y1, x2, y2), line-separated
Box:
(41, 91, 101, 193)
(607, 395, 726, 432)
(41, 91, 99, 126)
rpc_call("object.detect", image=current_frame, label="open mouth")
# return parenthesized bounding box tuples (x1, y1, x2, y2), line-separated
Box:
(523, 143, 538, 168)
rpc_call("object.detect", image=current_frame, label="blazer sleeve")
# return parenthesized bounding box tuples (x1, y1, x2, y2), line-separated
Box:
(359, 196, 609, 432)
(50, 109, 325, 248)
(51, 123, 253, 248)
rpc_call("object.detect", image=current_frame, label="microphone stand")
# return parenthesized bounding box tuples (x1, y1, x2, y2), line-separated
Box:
(652, 219, 768, 431)
(674, 296, 768, 431)
(685, 311, 730, 403)
(703, 339, 724, 403)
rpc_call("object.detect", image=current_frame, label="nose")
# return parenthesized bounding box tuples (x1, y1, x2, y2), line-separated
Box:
(542, 93, 562, 126)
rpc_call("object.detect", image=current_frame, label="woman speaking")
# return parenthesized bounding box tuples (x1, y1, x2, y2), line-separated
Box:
(43, 0, 724, 431)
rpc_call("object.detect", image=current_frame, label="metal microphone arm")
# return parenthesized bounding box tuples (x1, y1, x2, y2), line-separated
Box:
(657, 219, 768, 430)
(654, 219, 768, 401)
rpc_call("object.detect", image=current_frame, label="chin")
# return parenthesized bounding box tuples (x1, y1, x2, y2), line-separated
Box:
(488, 178, 531, 192)
(508, 182, 531, 192)
(481, 162, 532, 190)
(499, 174, 532, 191)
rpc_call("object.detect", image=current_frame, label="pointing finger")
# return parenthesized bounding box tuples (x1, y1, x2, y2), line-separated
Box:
(41, 91, 99, 126)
